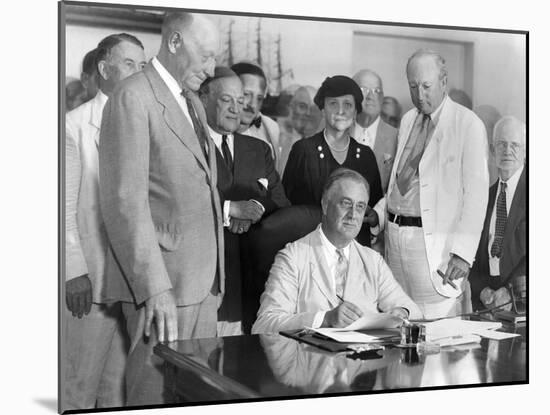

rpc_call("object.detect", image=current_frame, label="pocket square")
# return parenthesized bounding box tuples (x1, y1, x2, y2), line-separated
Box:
(257, 178, 268, 189)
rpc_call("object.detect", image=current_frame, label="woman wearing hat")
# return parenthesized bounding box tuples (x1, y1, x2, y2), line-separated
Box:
(282, 75, 383, 246)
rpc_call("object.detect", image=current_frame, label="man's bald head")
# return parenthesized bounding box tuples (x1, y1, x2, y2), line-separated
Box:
(492, 115, 526, 180)
(158, 12, 220, 92)
(353, 69, 384, 124)
(406, 49, 448, 114)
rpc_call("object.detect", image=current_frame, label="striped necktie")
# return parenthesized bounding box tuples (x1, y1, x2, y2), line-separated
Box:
(335, 248, 348, 299)
(396, 113, 432, 195)
(491, 181, 508, 258)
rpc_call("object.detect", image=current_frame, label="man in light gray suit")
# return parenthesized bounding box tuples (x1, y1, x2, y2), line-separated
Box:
(351, 69, 399, 193)
(64, 33, 146, 411)
(99, 12, 223, 405)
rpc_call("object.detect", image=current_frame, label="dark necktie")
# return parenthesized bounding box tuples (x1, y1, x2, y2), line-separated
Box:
(335, 248, 348, 299)
(491, 182, 508, 258)
(396, 113, 432, 195)
(221, 134, 234, 172)
(182, 91, 208, 158)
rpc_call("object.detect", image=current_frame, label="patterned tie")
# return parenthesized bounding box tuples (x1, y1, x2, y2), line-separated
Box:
(396, 113, 432, 195)
(335, 248, 348, 299)
(221, 134, 234, 172)
(182, 91, 208, 158)
(491, 182, 508, 258)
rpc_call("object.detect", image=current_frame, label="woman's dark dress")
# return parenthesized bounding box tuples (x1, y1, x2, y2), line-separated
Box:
(282, 131, 383, 246)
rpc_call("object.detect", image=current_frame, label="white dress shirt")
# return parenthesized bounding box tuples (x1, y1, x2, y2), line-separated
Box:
(488, 165, 524, 276)
(311, 226, 351, 327)
(352, 115, 380, 148)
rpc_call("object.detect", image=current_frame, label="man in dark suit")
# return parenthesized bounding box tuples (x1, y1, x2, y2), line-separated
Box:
(198, 67, 289, 336)
(351, 69, 398, 193)
(99, 12, 223, 405)
(469, 116, 526, 311)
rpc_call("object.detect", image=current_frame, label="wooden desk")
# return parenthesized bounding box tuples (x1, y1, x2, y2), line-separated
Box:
(153, 324, 526, 404)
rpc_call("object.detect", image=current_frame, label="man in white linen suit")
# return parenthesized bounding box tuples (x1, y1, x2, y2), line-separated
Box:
(63, 33, 146, 410)
(252, 168, 421, 334)
(369, 49, 489, 319)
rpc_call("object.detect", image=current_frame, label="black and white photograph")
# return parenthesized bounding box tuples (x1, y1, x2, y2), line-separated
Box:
(59, 0, 530, 413)
(4, 0, 544, 414)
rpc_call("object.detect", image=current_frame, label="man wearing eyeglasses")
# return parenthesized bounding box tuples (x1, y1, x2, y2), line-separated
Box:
(469, 116, 526, 312)
(252, 168, 420, 334)
(351, 69, 399, 194)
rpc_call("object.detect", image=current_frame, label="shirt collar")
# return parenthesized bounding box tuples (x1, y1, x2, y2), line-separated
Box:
(90, 89, 109, 128)
(207, 126, 233, 150)
(499, 164, 524, 193)
(95, 89, 109, 107)
(151, 57, 182, 99)
(319, 225, 351, 261)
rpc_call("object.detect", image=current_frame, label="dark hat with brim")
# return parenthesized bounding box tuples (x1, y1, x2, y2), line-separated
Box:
(199, 66, 239, 93)
(314, 75, 363, 114)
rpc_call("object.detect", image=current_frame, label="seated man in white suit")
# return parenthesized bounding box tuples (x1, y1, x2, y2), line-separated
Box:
(252, 168, 421, 334)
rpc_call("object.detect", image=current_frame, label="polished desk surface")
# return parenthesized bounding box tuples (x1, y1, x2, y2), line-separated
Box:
(154, 323, 526, 403)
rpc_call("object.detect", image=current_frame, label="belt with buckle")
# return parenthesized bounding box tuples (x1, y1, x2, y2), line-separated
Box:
(388, 211, 422, 227)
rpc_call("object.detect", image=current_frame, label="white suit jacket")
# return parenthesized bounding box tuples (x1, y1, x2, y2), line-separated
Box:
(65, 91, 109, 302)
(374, 96, 489, 298)
(252, 227, 421, 334)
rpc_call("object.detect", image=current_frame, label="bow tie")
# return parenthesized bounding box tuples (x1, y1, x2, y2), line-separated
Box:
(250, 116, 262, 129)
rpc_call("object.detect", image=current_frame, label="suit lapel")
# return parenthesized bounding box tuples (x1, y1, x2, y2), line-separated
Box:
(502, 168, 526, 256)
(233, 133, 254, 185)
(373, 120, 386, 155)
(143, 64, 211, 177)
(419, 99, 450, 171)
(309, 230, 339, 308)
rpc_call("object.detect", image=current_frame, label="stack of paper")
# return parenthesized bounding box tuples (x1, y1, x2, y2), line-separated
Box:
(423, 318, 503, 346)
(307, 310, 403, 343)
(309, 328, 393, 343)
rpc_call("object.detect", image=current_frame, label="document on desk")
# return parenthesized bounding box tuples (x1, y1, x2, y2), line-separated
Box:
(342, 310, 403, 331)
(474, 329, 520, 340)
(309, 328, 395, 343)
(424, 318, 503, 343)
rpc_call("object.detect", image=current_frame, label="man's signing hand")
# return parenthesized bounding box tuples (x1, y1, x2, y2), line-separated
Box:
(322, 301, 364, 328)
